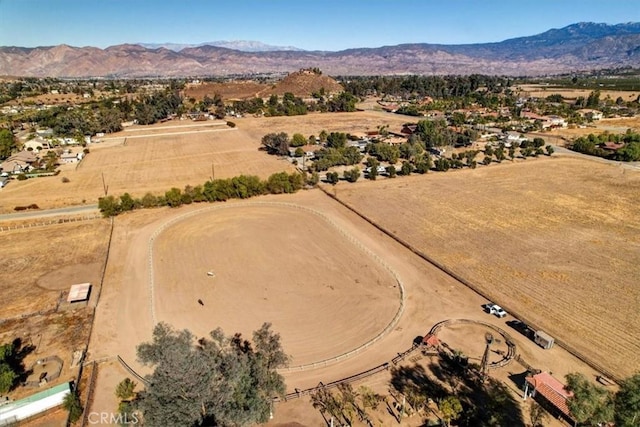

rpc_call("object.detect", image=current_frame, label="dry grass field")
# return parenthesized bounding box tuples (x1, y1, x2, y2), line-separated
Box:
(0, 219, 111, 318)
(547, 116, 640, 140)
(183, 71, 343, 101)
(516, 84, 639, 102)
(3, 109, 631, 424)
(0, 112, 409, 212)
(0, 310, 93, 400)
(333, 156, 640, 379)
(184, 81, 268, 100)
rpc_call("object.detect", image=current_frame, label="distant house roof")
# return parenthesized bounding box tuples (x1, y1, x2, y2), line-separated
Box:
(8, 151, 37, 163)
(526, 372, 573, 420)
(601, 141, 625, 151)
(67, 283, 91, 303)
(401, 124, 418, 134)
(422, 334, 440, 348)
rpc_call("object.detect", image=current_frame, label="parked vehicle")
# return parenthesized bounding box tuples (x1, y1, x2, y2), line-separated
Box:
(484, 303, 507, 318)
(507, 320, 534, 338)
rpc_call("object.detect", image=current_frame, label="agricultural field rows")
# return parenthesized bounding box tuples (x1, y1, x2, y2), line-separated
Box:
(334, 156, 640, 378)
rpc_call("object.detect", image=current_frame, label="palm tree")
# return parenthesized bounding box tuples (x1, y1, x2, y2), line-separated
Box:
(63, 391, 83, 424)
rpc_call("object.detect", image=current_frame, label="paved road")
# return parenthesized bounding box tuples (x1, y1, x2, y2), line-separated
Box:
(0, 204, 99, 220)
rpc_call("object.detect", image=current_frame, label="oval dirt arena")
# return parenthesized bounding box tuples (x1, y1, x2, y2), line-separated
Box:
(152, 203, 401, 367)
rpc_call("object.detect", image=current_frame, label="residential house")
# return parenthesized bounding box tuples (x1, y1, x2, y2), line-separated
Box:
(578, 109, 604, 121)
(401, 124, 418, 135)
(600, 141, 625, 152)
(23, 137, 51, 152)
(520, 111, 567, 129)
(36, 128, 54, 138)
(0, 151, 38, 174)
(60, 151, 84, 164)
(546, 115, 567, 128)
(503, 131, 527, 146)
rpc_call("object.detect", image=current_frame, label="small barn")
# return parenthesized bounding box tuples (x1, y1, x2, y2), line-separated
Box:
(67, 283, 91, 304)
(524, 372, 574, 424)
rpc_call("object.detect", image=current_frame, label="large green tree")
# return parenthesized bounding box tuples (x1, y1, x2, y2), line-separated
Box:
(565, 372, 614, 426)
(137, 322, 287, 427)
(0, 129, 17, 160)
(440, 396, 463, 426)
(261, 132, 290, 156)
(615, 372, 640, 427)
(0, 343, 20, 394)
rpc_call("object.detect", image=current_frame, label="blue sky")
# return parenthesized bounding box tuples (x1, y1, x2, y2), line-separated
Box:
(1, 0, 639, 50)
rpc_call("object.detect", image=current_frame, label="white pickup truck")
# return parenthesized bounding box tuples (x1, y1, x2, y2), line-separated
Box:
(485, 303, 507, 318)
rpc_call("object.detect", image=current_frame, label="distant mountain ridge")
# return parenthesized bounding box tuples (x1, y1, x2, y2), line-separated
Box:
(137, 40, 303, 52)
(1, 22, 639, 77)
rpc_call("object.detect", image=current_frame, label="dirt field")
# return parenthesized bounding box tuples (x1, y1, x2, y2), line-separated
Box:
(516, 84, 639, 102)
(0, 218, 110, 412)
(0, 310, 93, 401)
(0, 111, 410, 212)
(333, 155, 640, 379)
(4, 110, 630, 424)
(153, 203, 400, 366)
(0, 219, 111, 318)
(184, 81, 268, 100)
(88, 189, 605, 426)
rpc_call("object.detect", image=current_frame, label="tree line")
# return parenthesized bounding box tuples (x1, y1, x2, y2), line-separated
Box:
(571, 131, 640, 161)
(231, 91, 357, 117)
(25, 90, 184, 138)
(98, 171, 306, 217)
(340, 75, 512, 99)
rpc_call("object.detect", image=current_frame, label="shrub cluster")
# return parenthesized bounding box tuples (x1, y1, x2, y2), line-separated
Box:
(98, 171, 305, 217)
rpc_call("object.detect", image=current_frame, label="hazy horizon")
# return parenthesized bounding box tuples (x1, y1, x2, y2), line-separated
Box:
(1, 0, 639, 50)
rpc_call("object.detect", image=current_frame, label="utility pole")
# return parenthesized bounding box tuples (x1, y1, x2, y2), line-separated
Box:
(101, 172, 108, 196)
(211, 163, 215, 181)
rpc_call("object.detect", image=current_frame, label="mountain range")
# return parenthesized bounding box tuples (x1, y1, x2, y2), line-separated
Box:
(1, 22, 639, 78)
(136, 40, 303, 52)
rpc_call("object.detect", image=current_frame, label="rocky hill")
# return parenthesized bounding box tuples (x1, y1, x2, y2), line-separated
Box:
(257, 69, 343, 97)
(183, 70, 342, 100)
(1, 22, 639, 77)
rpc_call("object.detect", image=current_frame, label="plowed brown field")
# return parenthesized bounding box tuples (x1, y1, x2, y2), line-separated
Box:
(333, 156, 640, 378)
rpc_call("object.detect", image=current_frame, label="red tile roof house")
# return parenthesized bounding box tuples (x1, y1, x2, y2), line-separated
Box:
(523, 371, 575, 425)
(600, 141, 625, 152)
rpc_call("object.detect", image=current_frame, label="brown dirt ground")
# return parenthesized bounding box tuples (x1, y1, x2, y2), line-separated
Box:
(333, 155, 640, 379)
(88, 189, 605, 426)
(153, 203, 400, 367)
(0, 111, 411, 212)
(0, 310, 93, 401)
(184, 81, 269, 100)
(516, 84, 639, 102)
(4, 110, 629, 425)
(0, 219, 111, 318)
(0, 218, 110, 419)
(183, 72, 343, 101)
